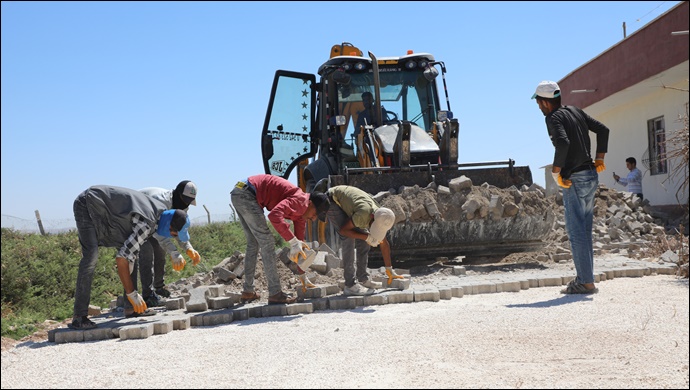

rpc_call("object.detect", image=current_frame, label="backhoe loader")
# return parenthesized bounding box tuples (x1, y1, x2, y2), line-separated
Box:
(261, 43, 553, 261)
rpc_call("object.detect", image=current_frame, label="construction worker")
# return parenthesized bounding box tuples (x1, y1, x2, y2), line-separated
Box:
(136, 180, 201, 307)
(355, 91, 389, 134)
(532, 80, 609, 295)
(230, 174, 331, 304)
(325, 185, 402, 296)
(70, 185, 191, 329)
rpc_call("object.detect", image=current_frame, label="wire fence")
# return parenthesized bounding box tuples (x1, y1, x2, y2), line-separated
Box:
(1, 213, 237, 235)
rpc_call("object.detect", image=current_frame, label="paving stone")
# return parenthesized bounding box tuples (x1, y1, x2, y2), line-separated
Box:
(383, 290, 414, 304)
(414, 289, 440, 302)
(246, 305, 264, 318)
(153, 320, 174, 335)
(262, 304, 288, 317)
(232, 308, 249, 321)
(328, 296, 360, 310)
(119, 323, 154, 340)
(438, 287, 453, 300)
(324, 285, 341, 295)
(450, 286, 464, 298)
(186, 287, 210, 312)
(538, 277, 563, 287)
(500, 281, 522, 293)
(208, 296, 233, 310)
(475, 282, 497, 294)
(363, 294, 388, 306)
(308, 297, 330, 311)
(207, 285, 224, 297)
(452, 266, 466, 275)
(51, 328, 83, 344)
(296, 286, 327, 299)
(286, 302, 313, 315)
(625, 268, 645, 277)
(165, 297, 186, 310)
(173, 317, 190, 330)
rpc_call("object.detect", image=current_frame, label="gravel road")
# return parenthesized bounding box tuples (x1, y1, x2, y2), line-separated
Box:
(1, 274, 688, 389)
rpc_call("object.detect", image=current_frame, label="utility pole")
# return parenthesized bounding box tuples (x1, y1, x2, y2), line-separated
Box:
(35, 210, 46, 236)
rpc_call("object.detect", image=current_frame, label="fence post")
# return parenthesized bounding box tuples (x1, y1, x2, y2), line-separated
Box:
(35, 210, 46, 236)
(203, 205, 211, 225)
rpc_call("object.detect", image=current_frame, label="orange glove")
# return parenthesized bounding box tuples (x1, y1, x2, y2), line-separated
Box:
(594, 159, 606, 173)
(551, 172, 572, 189)
(299, 273, 316, 291)
(385, 266, 404, 286)
(171, 252, 186, 272)
(126, 290, 147, 314)
(186, 248, 201, 265)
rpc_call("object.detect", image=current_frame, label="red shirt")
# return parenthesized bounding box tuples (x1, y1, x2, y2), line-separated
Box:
(247, 174, 309, 241)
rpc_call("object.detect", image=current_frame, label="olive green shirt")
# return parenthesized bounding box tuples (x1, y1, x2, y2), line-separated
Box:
(327, 185, 379, 230)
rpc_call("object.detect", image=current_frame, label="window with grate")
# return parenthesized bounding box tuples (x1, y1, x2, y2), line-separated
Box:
(645, 116, 667, 175)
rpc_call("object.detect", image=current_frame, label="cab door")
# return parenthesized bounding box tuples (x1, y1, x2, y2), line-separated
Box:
(261, 70, 317, 179)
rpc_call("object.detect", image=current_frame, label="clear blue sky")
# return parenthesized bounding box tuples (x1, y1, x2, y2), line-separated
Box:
(1, 1, 681, 228)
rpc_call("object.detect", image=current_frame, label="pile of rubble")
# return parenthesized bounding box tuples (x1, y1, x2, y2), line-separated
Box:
(164, 178, 687, 303)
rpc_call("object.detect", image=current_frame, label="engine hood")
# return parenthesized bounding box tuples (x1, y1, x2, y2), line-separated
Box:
(374, 123, 439, 155)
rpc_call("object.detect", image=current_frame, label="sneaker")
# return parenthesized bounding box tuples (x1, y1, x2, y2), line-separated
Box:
(155, 287, 171, 298)
(144, 294, 162, 307)
(268, 291, 297, 304)
(343, 283, 374, 296)
(361, 279, 382, 289)
(68, 316, 97, 330)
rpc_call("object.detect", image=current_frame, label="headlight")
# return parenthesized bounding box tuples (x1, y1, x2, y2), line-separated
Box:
(354, 62, 366, 71)
(405, 61, 417, 69)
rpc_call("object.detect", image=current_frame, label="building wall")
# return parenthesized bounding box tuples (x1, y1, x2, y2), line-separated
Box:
(559, 1, 688, 110)
(588, 62, 689, 206)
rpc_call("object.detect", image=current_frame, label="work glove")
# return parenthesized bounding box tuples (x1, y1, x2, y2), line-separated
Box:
(186, 248, 201, 266)
(171, 251, 186, 272)
(298, 273, 316, 291)
(594, 159, 606, 173)
(288, 237, 308, 263)
(365, 234, 381, 247)
(385, 266, 404, 285)
(551, 172, 572, 189)
(126, 290, 148, 314)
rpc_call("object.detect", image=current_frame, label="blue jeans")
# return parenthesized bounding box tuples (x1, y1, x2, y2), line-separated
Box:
(326, 203, 371, 287)
(73, 194, 100, 318)
(230, 185, 282, 296)
(562, 168, 598, 284)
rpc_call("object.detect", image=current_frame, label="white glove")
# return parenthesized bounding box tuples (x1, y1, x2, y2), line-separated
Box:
(171, 251, 186, 272)
(126, 290, 147, 314)
(288, 237, 308, 262)
(365, 234, 381, 247)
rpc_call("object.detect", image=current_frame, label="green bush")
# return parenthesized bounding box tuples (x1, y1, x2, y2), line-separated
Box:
(1, 221, 287, 340)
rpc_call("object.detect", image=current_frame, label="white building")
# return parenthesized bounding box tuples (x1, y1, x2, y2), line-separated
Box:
(559, 1, 689, 207)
